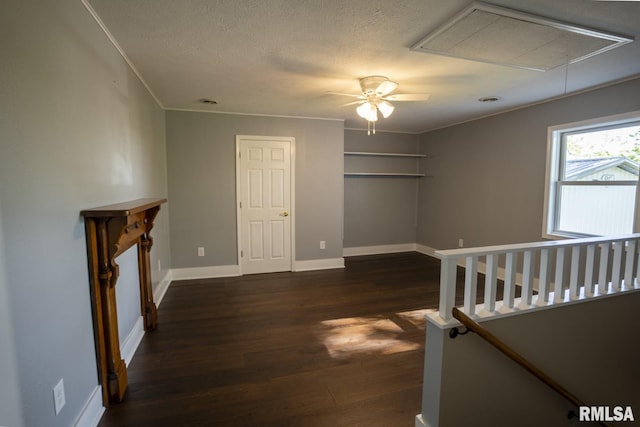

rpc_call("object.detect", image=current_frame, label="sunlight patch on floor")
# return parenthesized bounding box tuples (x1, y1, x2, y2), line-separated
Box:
(396, 309, 429, 330)
(314, 310, 429, 359)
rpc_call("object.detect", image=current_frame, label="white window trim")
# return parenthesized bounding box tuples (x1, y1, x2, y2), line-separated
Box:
(542, 110, 640, 240)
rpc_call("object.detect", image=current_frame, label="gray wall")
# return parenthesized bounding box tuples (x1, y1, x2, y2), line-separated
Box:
(0, 203, 24, 427)
(1, 1, 170, 426)
(417, 78, 640, 250)
(421, 291, 640, 427)
(166, 111, 344, 268)
(344, 130, 421, 248)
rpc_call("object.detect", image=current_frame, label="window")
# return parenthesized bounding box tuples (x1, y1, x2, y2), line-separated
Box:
(543, 112, 640, 238)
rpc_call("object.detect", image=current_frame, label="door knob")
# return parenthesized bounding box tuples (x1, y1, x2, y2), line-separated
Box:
(281, 211, 289, 217)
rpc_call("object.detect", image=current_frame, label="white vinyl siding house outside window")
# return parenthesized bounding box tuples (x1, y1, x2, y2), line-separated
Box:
(543, 111, 640, 238)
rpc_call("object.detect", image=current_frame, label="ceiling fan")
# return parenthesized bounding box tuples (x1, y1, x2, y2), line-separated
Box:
(332, 76, 430, 135)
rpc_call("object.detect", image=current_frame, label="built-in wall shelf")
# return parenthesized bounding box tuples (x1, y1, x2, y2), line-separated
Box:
(344, 151, 427, 158)
(344, 151, 429, 177)
(344, 172, 426, 177)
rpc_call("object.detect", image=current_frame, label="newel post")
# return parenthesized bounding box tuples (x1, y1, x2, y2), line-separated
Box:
(438, 257, 458, 321)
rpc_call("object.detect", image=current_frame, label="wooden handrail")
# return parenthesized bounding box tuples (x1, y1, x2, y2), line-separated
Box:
(452, 307, 613, 427)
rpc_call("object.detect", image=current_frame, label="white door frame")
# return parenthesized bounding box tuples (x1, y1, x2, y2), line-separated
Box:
(235, 135, 295, 274)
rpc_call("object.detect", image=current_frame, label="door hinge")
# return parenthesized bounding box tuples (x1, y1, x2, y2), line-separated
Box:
(241, 250, 243, 258)
(240, 201, 242, 208)
(238, 151, 241, 158)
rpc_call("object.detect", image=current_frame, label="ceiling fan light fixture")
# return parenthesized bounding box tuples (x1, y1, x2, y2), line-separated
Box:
(350, 75, 423, 135)
(377, 100, 394, 118)
(356, 102, 370, 119)
(357, 102, 378, 122)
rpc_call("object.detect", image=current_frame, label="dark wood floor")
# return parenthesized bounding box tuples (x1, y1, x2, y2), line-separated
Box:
(98, 252, 449, 427)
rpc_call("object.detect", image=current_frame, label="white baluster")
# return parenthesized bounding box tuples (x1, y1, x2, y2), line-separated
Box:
(484, 254, 498, 313)
(624, 240, 636, 290)
(598, 243, 609, 294)
(584, 245, 595, 296)
(439, 257, 458, 321)
(464, 256, 478, 316)
(522, 250, 534, 306)
(636, 240, 640, 288)
(611, 241, 623, 291)
(569, 245, 580, 299)
(538, 248, 550, 304)
(503, 251, 517, 309)
(554, 247, 565, 303)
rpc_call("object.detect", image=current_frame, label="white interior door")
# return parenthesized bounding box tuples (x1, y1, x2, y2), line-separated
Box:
(237, 136, 292, 274)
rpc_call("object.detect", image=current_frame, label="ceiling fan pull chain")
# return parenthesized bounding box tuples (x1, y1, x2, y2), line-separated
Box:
(366, 120, 376, 135)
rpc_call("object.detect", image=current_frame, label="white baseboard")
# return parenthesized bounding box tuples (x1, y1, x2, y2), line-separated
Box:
(170, 264, 241, 280)
(73, 386, 104, 427)
(153, 270, 172, 306)
(78, 270, 173, 427)
(343, 243, 418, 257)
(415, 414, 433, 427)
(119, 270, 173, 367)
(121, 316, 144, 366)
(342, 243, 442, 259)
(294, 257, 345, 271)
(171, 259, 348, 278)
(415, 244, 438, 258)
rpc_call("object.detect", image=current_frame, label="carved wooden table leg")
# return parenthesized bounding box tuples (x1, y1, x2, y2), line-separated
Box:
(138, 234, 158, 331)
(101, 279, 128, 403)
(84, 219, 109, 405)
(97, 220, 128, 404)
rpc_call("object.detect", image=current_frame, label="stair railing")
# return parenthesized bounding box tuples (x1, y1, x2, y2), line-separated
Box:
(435, 233, 640, 323)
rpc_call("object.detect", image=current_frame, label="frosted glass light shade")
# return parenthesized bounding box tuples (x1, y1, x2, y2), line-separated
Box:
(377, 100, 394, 118)
(357, 102, 378, 121)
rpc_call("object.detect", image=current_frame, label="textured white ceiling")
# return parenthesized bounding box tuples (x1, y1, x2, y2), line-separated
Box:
(86, 0, 640, 133)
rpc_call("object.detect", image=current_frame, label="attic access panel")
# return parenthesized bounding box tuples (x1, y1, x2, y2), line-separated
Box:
(411, 2, 634, 71)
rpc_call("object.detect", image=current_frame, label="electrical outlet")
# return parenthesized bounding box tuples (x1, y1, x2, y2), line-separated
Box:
(197, 247, 205, 257)
(458, 238, 464, 248)
(157, 259, 162, 272)
(53, 379, 65, 415)
(320, 241, 326, 250)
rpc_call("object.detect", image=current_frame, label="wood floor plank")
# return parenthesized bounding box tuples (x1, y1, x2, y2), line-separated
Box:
(98, 252, 449, 427)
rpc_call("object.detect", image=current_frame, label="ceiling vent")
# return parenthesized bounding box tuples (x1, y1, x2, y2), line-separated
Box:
(411, 2, 634, 71)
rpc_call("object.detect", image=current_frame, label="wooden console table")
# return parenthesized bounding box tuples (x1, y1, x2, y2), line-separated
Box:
(81, 198, 167, 405)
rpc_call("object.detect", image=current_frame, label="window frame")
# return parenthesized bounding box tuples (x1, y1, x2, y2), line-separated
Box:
(543, 111, 640, 239)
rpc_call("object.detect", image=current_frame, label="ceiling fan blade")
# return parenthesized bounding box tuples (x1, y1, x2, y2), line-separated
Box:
(375, 80, 399, 97)
(327, 92, 365, 98)
(340, 100, 364, 107)
(385, 94, 431, 101)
